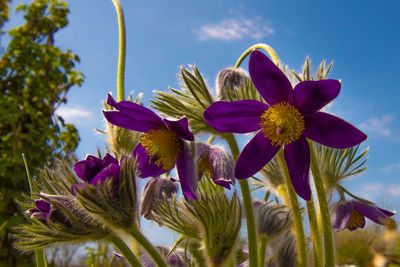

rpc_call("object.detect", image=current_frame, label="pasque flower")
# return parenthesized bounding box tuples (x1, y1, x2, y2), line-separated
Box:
(29, 199, 51, 222)
(203, 50, 367, 200)
(195, 142, 235, 189)
(331, 200, 395, 231)
(73, 153, 120, 196)
(103, 94, 197, 199)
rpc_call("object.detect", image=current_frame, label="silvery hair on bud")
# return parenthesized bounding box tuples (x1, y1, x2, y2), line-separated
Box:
(216, 67, 247, 100)
(255, 202, 293, 239)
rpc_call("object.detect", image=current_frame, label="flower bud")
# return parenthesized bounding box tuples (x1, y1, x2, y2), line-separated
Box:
(195, 142, 235, 189)
(140, 176, 178, 219)
(254, 202, 293, 240)
(216, 67, 248, 100)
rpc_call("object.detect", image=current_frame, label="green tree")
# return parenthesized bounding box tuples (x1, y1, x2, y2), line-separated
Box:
(0, 0, 83, 265)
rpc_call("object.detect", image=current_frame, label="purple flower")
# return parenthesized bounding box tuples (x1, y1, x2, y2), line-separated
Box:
(29, 199, 51, 222)
(103, 94, 197, 199)
(203, 50, 367, 200)
(331, 200, 395, 231)
(73, 153, 120, 195)
(195, 142, 235, 189)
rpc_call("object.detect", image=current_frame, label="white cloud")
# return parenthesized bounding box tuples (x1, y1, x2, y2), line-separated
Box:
(359, 182, 400, 198)
(56, 106, 92, 123)
(196, 17, 274, 42)
(388, 184, 400, 197)
(359, 114, 399, 141)
(379, 163, 400, 173)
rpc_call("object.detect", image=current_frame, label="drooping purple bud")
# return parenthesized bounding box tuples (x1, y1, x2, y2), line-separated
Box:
(216, 67, 248, 100)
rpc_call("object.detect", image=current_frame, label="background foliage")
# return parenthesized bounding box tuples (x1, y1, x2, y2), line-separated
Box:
(0, 0, 82, 265)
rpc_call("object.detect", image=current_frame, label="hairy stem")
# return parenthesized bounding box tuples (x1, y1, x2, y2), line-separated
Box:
(306, 195, 323, 267)
(108, 233, 141, 267)
(234, 43, 279, 68)
(127, 227, 168, 267)
(277, 151, 307, 267)
(111, 0, 126, 101)
(224, 133, 258, 267)
(22, 154, 48, 267)
(258, 235, 268, 267)
(309, 142, 335, 267)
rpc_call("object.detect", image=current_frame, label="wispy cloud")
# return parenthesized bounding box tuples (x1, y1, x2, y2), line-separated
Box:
(56, 106, 92, 123)
(196, 17, 274, 42)
(359, 114, 399, 141)
(359, 182, 400, 198)
(379, 162, 400, 173)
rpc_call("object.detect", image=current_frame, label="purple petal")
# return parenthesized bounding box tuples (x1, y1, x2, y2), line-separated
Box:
(176, 142, 197, 199)
(103, 110, 164, 133)
(164, 117, 194, 141)
(235, 131, 281, 179)
(203, 100, 267, 133)
(248, 50, 293, 105)
(331, 202, 353, 231)
(352, 201, 392, 224)
(377, 207, 396, 217)
(284, 136, 311, 201)
(195, 142, 211, 162)
(102, 153, 119, 167)
(74, 159, 98, 182)
(91, 163, 120, 186)
(293, 79, 341, 114)
(208, 146, 235, 189)
(133, 144, 167, 178)
(34, 200, 51, 212)
(107, 94, 164, 126)
(303, 112, 367, 148)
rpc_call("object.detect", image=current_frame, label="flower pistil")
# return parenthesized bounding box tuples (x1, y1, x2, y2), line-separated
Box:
(347, 208, 366, 230)
(260, 102, 305, 146)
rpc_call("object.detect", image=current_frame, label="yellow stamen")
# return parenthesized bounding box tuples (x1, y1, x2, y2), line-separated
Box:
(260, 102, 305, 146)
(140, 128, 180, 170)
(347, 209, 365, 230)
(198, 154, 211, 175)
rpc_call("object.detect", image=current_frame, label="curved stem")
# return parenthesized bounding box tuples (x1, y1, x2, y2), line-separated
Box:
(258, 235, 268, 267)
(309, 142, 335, 267)
(111, 0, 126, 101)
(224, 133, 258, 267)
(234, 43, 279, 68)
(127, 227, 168, 267)
(277, 151, 307, 267)
(22, 154, 48, 267)
(306, 195, 323, 267)
(108, 233, 141, 267)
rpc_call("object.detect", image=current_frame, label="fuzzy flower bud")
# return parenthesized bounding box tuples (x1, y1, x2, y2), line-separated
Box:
(140, 176, 178, 219)
(73, 155, 138, 229)
(195, 142, 235, 189)
(216, 67, 248, 100)
(254, 202, 293, 239)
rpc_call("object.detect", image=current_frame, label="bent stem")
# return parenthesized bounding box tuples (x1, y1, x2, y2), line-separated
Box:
(309, 142, 335, 267)
(126, 226, 168, 267)
(234, 43, 279, 68)
(224, 133, 258, 267)
(22, 154, 48, 267)
(277, 151, 307, 267)
(306, 195, 323, 267)
(108, 233, 141, 267)
(111, 0, 126, 101)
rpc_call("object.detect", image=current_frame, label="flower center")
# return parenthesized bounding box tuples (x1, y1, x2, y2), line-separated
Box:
(259, 102, 305, 146)
(347, 208, 365, 231)
(140, 128, 180, 170)
(198, 153, 211, 176)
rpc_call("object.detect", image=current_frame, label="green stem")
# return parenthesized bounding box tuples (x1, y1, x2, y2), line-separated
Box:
(22, 154, 48, 267)
(224, 133, 258, 267)
(188, 241, 207, 267)
(309, 142, 335, 267)
(127, 227, 168, 267)
(108, 233, 141, 267)
(277, 151, 307, 267)
(234, 43, 279, 68)
(306, 195, 323, 267)
(111, 0, 126, 101)
(258, 235, 268, 267)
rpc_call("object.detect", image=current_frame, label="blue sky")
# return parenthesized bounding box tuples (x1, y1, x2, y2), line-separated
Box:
(7, 0, 400, 243)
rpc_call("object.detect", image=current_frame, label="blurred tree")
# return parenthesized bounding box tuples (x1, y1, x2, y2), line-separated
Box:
(0, 0, 83, 265)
